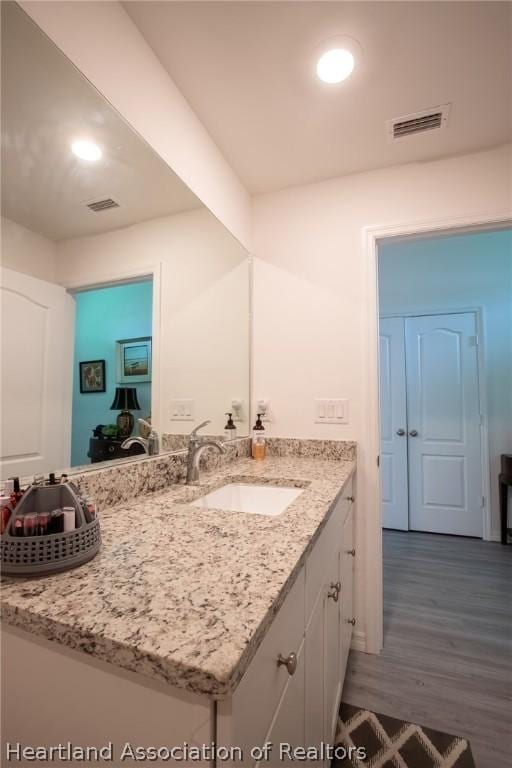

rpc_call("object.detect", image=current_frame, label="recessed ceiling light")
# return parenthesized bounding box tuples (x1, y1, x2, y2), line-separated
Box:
(71, 139, 102, 162)
(316, 48, 355, 84)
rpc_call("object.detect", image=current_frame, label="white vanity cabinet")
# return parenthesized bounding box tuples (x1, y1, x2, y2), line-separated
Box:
(1, 472, 356, 768)
(218, 474, 356, 766)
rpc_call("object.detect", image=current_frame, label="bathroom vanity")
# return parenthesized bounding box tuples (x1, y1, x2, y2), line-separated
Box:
(1, 451, 356, 767)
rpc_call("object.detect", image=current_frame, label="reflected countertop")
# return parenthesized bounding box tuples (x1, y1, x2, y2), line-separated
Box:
(1, 455, 355, 700)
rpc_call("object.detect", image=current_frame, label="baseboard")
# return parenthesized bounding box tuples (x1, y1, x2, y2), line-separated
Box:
(490, 530, 511, 543)
(350, 630, 366, 652)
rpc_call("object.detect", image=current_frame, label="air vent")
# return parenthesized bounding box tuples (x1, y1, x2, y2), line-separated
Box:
(86, 198, 120, 213)
(387, 104, 451, 142)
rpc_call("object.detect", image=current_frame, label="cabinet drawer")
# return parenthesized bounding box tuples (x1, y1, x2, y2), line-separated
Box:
(229, 567, 305, 761)
(305, 496, 345, 620)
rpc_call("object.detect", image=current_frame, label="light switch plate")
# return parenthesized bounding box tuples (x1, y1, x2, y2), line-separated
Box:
(314, 399, 348, 425)
(170, 399, 195, 421)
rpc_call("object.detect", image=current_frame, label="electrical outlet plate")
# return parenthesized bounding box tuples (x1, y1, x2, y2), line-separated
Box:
(256, 399, 270, 421)
(231, 399, 244, 422)
(170, 399, 195, 421)
(314, 399, 348, 425)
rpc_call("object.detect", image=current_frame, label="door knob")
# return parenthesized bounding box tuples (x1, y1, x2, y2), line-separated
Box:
(328, 581, 341, 602)
(348, 618, 356, 626)
(396, 428, 405, 436)
(409, 430, 418, 437)
(346, 548, 356, 557)
(277, 651, 297, 676)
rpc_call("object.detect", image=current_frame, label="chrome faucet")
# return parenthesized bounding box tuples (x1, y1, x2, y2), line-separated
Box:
(121, 419, 160, 456)
(186, 420, 226, 485)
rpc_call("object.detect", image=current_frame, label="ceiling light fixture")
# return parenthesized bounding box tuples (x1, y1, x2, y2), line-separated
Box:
(71, 139, 102, 162)
(316, 48, 354, 84)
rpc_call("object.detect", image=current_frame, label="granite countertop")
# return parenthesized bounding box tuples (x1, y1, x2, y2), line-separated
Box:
(1, 455, 355, 700)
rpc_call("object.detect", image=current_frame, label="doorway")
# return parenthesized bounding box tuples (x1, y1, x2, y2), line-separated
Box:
(70, 279, 153, 467)
(377, 226, 512, 541)
(379, 311, 484, 537)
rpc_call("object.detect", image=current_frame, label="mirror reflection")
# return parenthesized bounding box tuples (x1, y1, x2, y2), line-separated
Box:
(0, 2, 250, 479)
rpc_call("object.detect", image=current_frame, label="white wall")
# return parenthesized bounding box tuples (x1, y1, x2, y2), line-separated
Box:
(379, 229, 512, 539)
(20, 0, 252, 252)
(56, 208, 250, 438)
(1, 216, 57, 283)
(252, 144, 512, 650)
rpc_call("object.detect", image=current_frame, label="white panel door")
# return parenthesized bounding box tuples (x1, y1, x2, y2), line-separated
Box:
(1, 268, 74, 478)
(405, 313, 482, 537)
(379, 317, 408, 530)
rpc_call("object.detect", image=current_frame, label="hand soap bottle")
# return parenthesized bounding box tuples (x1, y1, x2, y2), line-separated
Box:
(251, 414, 266, 460)
(224, 413, 237, 441)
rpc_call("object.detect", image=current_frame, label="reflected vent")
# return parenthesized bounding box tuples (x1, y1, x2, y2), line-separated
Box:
(86, 198, 120, 213)
(387, 104, 451, 141)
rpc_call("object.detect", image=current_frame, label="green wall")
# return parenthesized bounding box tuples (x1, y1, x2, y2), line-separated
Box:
(71, 281, 153, 466)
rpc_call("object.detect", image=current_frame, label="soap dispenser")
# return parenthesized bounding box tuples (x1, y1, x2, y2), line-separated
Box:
(224, 413, 237, 441)
(252, 414, 266, 460)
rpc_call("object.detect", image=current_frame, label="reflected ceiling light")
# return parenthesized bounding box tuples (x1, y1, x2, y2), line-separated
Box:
(316, 48, 354, 84)
(71, 139, 102, 162)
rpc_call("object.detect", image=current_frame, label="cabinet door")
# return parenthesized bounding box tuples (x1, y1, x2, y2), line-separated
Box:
(304, 591, 324, 752)
(340, 509, 355, 685)
(259, 643, 305, 767)
(323, 548, 341, 745)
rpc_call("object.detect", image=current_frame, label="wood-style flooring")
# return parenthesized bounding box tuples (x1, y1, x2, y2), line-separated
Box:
(342, 530, 512, 768)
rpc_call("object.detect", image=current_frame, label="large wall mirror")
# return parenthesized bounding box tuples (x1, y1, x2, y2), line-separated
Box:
(0, 2, 250, 479)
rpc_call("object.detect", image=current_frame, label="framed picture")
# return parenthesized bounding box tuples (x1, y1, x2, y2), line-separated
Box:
(79, 360, 106, 393)
(116, 337, 152, 384)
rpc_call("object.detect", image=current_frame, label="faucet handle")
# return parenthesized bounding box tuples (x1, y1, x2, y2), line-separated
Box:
(190, 420, 211, 438)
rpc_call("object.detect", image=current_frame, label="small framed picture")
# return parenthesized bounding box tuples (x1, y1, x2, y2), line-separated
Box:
(79, 360, 106, 393)
(116, 337, 152, 384)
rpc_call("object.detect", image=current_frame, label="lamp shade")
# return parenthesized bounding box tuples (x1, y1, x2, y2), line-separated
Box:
(110, 387, 141, 411)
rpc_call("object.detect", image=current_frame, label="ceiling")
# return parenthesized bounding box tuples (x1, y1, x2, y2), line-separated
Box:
(125, 1, 512, 194)
(1, 2, 201, 241)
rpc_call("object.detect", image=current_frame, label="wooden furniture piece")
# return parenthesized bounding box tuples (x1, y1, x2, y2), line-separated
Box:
(88, 437, 145, 463)
(499, 453, 512, 544)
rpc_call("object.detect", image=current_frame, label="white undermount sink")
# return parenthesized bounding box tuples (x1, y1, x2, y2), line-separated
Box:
(190, 483, 304, 517)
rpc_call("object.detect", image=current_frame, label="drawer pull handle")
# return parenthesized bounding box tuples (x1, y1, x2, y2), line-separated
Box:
(346, 495, 355, 503)
(328, 581, 341, 602)
(277, 652, 297, 676)
(348, 618, 356, 626)
(347, 548, 356, 557)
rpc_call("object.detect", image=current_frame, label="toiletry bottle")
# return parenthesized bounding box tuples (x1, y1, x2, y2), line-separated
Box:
(9, 477, 24, 507)
(224, 413, 237, 441)
(251, 414, 266, 460)
(37, 512, 50, 536)
(50, 509, 64, 534)
(62, 506, 76, 532)
(85, 496, 97, 521)
(0, 495, 12, 535)
(3, 479, 14, 497)
(24, 513, 37, 537)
